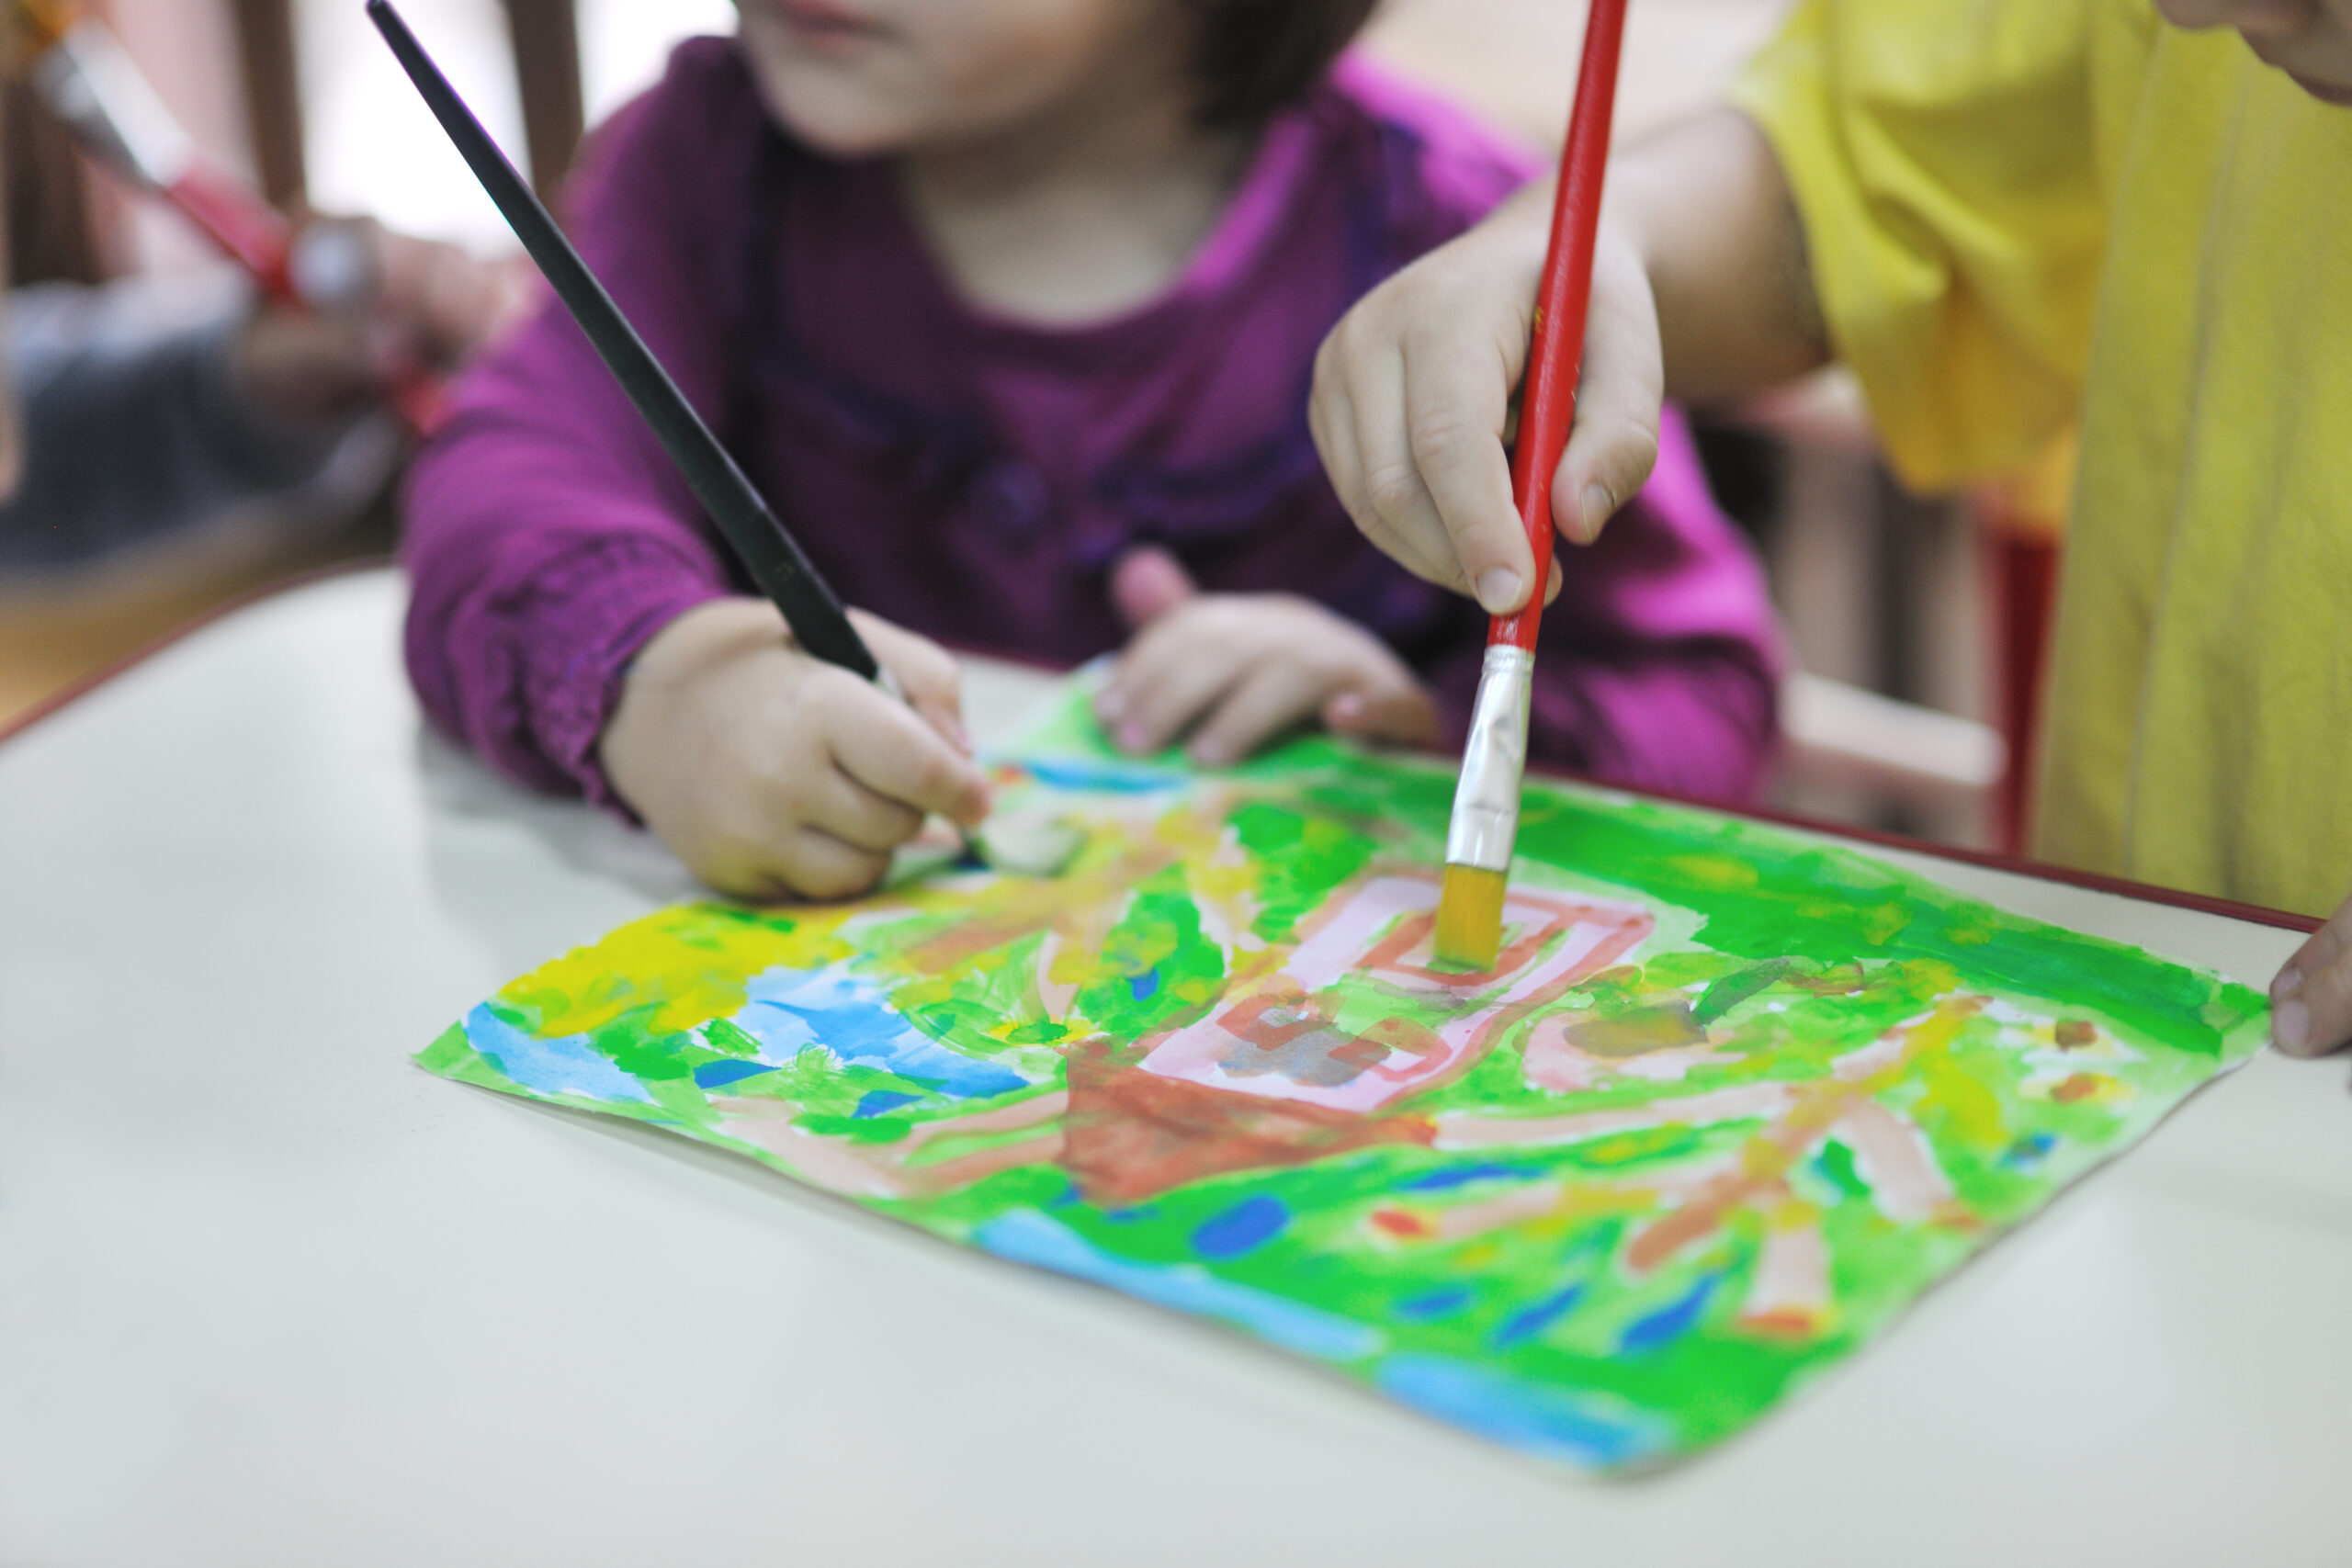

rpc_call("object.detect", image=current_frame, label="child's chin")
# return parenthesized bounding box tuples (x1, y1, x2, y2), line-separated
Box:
(764, 85, 923, 160)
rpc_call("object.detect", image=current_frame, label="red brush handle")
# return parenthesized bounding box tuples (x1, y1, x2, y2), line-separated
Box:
(1490, 0, 1631, 655)
(165, 164, 299, 301)
(164, 165, 449, 434)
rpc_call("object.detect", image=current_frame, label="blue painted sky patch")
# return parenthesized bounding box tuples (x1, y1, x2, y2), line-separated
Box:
(1192, 1196, 1287, 1259)
(1376, 1355, 1668, 1470)
(1022, 757, 1187, 795)
(465, 1005, 653, 1105)
(978, 1211, 1380, 1362)
(693, 1059, 778, 1091)
(730, 966, 1032, 1101)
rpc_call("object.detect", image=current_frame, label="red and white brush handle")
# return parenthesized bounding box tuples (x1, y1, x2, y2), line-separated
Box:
(1444, 0, 1631, 876)
(33, 19, 447, 434)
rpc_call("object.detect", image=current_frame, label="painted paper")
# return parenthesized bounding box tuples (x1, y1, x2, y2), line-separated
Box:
(420, 688, 2267, 1471)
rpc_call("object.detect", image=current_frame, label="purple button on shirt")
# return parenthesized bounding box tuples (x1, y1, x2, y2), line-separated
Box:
(402, 38, 1782, 813)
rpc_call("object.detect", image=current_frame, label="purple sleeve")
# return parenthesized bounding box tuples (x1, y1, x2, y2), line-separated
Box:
(1421, 409, 1785, 805)
(401, 42, 754, 808)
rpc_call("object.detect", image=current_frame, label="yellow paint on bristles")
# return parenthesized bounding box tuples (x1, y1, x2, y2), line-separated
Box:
(1433, 863, 1507, 972)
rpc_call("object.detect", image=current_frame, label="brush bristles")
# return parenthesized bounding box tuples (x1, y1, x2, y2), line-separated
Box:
(1433, 863, 1507, 972)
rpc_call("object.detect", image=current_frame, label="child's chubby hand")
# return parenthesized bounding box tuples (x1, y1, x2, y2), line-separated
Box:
(2270, 891, 2352, 1059)
(599, 598, 990, 901)
(1093, 547, 1438, 767)
(1307, 184, 1660, 618)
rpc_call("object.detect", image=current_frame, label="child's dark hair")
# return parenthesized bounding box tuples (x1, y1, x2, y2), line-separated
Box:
(1190, 0, 1383, 128)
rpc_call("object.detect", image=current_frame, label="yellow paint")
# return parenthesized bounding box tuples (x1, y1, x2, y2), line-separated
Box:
(1434, 863, 1507, 971)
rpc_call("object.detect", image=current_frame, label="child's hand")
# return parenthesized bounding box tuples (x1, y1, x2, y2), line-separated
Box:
(1307, 180, 1661, 618)
(2270, 891, 2352, 1057)
(599, 598, 990, 900)
(1093, 547, 1437, 766)
(232, 216, 525, 423)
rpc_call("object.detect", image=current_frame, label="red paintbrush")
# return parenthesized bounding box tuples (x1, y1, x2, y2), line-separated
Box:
(21, 4, 446, 432)
(1432, 0, 1631, 971)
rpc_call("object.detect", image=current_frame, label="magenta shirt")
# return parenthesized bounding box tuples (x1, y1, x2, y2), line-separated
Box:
(403, 39, 1782, 811)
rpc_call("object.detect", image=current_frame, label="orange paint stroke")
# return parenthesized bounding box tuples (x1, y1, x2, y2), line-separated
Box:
(1623, 995, 1985, 1273)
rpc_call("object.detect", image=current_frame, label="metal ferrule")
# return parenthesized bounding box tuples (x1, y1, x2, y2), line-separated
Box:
(1444, 645, 1534, 873)
(35, 25, 195, 189)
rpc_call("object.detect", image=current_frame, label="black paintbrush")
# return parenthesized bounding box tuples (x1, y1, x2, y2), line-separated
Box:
(369, 0, 1091, 878)
(366, 0, 882, 684)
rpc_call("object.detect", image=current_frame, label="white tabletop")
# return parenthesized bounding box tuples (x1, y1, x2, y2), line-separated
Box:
(4, 569, 2346, 1567)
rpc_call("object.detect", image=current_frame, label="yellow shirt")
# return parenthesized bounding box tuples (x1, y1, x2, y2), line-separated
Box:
(1732, 0, 2352, 916)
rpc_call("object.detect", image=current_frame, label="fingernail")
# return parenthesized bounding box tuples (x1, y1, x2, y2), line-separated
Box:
(1191, 740, 1229, 768)
(1095, 686, 1126, 722)
(2272, 964, 2303, 1002)
(1329, 693, 1365, 728)
(1577, 483, 1612, 544)
(2273, 998, 2311, 1055)
(1117, 723, 1148, 753)
(1476, 568, 1522, 615)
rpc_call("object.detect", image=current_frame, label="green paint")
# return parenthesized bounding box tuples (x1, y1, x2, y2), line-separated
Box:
(417, 682, 2268, 1472)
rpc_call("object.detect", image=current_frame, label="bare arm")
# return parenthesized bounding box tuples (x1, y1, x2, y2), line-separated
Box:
(1617, 108, 1827, 407)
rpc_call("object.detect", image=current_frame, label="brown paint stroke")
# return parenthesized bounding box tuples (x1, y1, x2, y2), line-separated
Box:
(1058, 1035, 1432, 1208)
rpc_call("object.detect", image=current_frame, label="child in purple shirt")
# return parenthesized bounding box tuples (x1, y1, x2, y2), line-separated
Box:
(403, 0, 1781, 899)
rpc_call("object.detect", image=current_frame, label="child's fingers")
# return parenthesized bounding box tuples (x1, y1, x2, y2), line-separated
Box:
(1398, 310, 1532, 611)
(1101, 622, 1246, 755)
(1313, 331, 1480, 594)
(1552, 235, 1664, 547)
(1109, 546, 1199, 630)
(1324, 679, 1440, 749)
(1186, 662, 1331, 767)
(849, 610, 971, 755)
(1309, 367, 1452, 591)
(779, 829, 894, 904)
(805, 766, 928, 853)
(1344, 346, 1477, 594)
(825, 675, 992, 828)
(2272, 897, 2352, 1056)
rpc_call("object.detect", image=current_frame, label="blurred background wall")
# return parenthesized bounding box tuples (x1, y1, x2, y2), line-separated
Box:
(0, 0, 2041, 853)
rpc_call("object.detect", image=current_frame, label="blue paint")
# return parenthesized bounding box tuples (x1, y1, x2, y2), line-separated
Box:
(1191, 1196, 1288, 1258)
(1102, 1205, 1160, 1224)
(2002, 1131, 2058, 1170)
(1395, 1287, 1473, 1322)
(975, 1212, 1381, 1362)
(1404, 1162, 1533, 1192)
(854, 1089, 924, 1119)
(1128, 968, 1159, 1001)
(730, 967, 1031, 1102)
(1618, 1273, 1720, 1354)
(1494, 1282, 1586, 1348)
(1374, 1355, 1668, 1470)
(1023, 757, 1185, 795)
(465, 1006, 653, 1105)
(693, 1059, 778, 1090)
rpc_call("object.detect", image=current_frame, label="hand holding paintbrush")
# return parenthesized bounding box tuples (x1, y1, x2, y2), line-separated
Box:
(1432, 0, 1633, 969)
(368, 0, 1002, 898)
(14, 0, 490, 433)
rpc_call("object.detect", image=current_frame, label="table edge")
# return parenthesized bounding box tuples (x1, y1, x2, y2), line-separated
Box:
(6, 563, 2316, 938)
(0, 556, 394, 750)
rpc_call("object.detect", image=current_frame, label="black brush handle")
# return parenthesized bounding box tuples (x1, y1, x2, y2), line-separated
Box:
(366, 0, 879, 681)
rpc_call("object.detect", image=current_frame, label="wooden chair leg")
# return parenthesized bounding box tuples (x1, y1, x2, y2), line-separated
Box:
(503, 0, 583, 202)
(228, 0, 307, 211)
